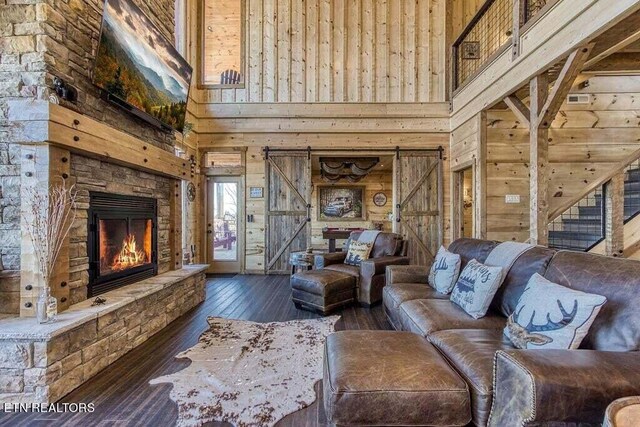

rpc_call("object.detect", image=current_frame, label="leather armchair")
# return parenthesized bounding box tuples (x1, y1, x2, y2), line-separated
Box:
(314, 231, 409, 306)
(489, 349, 640, 426)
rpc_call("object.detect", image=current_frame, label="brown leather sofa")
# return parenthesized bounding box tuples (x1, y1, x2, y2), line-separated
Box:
(314, 231, 409, 306)
(383, 238, 640, 426)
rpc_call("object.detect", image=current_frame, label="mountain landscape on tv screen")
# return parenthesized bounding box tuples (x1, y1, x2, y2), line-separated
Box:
(94, 0, 192, 131)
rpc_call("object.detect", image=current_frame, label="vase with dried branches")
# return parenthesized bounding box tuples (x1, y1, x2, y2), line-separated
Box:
(22, 182, 77, 323)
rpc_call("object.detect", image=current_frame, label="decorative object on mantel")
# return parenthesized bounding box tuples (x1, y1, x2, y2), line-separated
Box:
(182, 121, 194, 139)
(22, 181, 78, 323)
(320, 157, 379, 182)
(373, 191, 388, 207)
(186, 182, 196, 202)
(91, 297, 107, 306)
(150, 316, 339, 427)
(53, 77, 78, 102)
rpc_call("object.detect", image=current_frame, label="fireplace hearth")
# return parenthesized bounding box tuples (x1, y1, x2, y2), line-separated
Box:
(88, 192, 158, 297)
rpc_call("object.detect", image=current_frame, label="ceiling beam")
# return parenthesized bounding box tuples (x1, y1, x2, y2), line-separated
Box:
(585, 27, 640, 69)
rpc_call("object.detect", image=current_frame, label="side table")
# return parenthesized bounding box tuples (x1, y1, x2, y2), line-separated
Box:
(604, 396, 640, 427)
(289, 250, 321, 275)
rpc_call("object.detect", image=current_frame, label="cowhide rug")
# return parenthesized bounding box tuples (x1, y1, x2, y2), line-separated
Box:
(150, 316, 340, 427)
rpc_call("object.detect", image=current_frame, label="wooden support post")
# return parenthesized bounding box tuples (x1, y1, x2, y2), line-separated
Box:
(170, 180, 184, 270)
(528, 44, 593, 245)
(511, 0, 525, 59)
(20, 145, 72, 316)
(529, 73, 549, 246)
(605, 173, 625, 257)
(476, 111, 487, 239)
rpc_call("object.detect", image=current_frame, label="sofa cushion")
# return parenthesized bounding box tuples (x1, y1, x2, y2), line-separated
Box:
(490, 245, 556, 317)
(324, 330, 471, 426)
(430, 329, 515, 427)
(324, 263, 359, 277)
(383, 283, 449, 330)
(428, 246, 462, 294)
(544, 251, 640, 351)
(448, 238, 500, 270)
(398, 299, 506, 337)
(450, 259, 503, 319)
(505, 273, 607, 350)
(344, 240, 373, 266)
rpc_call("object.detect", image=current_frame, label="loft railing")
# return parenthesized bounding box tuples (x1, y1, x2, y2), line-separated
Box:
(452, 0, 557, 92)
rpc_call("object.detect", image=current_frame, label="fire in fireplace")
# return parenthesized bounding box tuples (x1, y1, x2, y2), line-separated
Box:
(88, 193, 157, 297)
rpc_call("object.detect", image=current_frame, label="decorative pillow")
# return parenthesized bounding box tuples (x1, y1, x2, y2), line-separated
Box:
(428, 246, 462, 294)
(344, 241, 373, 266)
(450, 259, 503, 319)
(504, 273, 607, 350)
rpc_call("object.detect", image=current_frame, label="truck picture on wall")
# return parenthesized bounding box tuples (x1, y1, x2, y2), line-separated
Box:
(318, 186, 365, 221)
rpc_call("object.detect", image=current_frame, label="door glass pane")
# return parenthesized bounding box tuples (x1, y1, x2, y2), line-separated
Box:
(213, 182, 238, 261)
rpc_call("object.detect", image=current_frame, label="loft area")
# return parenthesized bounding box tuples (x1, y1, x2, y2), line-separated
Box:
(1, 0, 640, 425)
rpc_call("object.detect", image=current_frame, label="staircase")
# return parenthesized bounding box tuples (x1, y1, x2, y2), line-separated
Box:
(549, 165, 640, 251)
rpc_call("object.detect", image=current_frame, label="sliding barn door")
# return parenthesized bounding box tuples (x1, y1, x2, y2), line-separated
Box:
(394, 151, 443, 266)
(265, 152, 312, 274)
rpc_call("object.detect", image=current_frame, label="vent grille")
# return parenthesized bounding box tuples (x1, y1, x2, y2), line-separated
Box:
(90, 192, 156, 212)
(567, 94, 590, 104)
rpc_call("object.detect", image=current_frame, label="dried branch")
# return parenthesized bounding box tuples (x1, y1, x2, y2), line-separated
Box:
(22, 181, 78, 286)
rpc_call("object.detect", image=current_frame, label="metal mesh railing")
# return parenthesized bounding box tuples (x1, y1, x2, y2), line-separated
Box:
(548, 188, 605, 252)
(624, 159, 640, 223)
(452, 0, 513, 90)
(524, 0, 549, 23)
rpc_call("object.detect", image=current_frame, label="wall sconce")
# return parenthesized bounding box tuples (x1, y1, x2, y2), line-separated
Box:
(53, 77, 78, 102)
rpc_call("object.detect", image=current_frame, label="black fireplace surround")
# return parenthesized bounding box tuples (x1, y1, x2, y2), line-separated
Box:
(88, 192, 158, 297)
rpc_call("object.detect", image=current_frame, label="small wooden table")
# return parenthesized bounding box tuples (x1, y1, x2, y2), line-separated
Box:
(289, 250, 321, 275)
(322, 228, 365, 252)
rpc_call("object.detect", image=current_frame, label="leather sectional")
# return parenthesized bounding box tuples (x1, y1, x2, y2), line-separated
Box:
(381, 238, 640, 426)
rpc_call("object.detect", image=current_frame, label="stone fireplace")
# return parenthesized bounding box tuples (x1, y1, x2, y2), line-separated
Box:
(87, 192, 158, 297)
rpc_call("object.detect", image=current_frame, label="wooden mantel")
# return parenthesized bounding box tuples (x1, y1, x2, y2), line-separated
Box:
(8, 100, 191, 180)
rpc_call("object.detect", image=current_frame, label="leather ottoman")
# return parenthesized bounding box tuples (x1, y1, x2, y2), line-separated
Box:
(291, 269, 357, 315)
(323, 330, 471, 426)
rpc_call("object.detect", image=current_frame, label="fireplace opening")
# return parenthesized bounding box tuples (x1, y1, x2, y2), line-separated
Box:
(88, 192, 157, 297)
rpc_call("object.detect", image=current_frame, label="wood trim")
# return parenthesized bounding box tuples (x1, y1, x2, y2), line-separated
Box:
(519, 0, 562, 34)
(452, 41, 512, 96)
(14, 103, 191, 180)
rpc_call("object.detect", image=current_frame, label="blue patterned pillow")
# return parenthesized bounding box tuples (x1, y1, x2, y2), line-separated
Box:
(450, 259, 503, 319)
(504, 274, 607, 349)
(428, 246, 462, 294)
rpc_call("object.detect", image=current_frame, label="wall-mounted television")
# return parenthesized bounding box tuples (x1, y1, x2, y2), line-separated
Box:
(93, 0, 192, 132)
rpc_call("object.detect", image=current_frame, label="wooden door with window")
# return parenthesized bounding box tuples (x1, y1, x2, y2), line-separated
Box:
(206, 176, 244, 273)
(394, 151, 443, 266)
(265, 152, 312, 274)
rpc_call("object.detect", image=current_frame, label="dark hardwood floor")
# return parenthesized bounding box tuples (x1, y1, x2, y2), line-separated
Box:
(0, 275, 391, 427)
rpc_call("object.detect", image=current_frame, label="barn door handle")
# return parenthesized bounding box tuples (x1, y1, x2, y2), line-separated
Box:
(395, 203, 401, 222)
(306, 203, 312, 222)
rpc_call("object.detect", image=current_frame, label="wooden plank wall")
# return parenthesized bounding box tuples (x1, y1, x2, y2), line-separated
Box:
(310, 171, 394, 248)
(486, 76, 640, 242)
(201, 124, 450, 273)
(194, 0, 449, 103)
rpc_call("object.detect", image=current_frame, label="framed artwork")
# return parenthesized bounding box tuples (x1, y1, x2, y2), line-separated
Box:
(373, 192, 387, 207)
(317, 186, 365, 221)
(249, 187, 264, 198)
(461, 41, 481, 60)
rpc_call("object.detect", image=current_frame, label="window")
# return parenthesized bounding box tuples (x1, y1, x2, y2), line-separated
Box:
(204, 152, 243, 168)
(201, 0, 244, 87)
